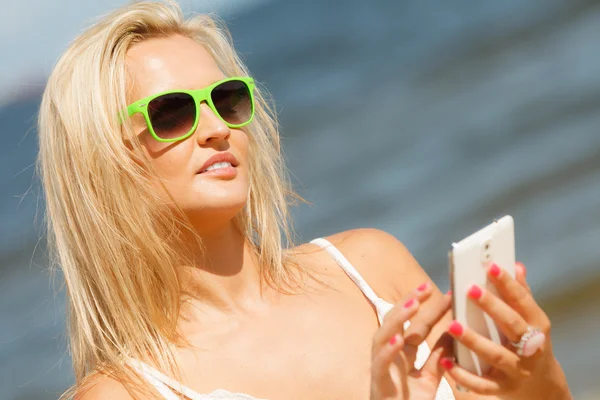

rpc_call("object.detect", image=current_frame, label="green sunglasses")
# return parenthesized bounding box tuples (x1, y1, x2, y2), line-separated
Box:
(125, 76, 256, 142)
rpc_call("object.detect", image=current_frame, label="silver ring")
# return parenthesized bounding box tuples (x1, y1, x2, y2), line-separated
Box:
(510, 326, 545, 357)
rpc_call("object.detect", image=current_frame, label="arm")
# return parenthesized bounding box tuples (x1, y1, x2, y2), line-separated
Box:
(327, 228, 503, 399)
(327, 228, 448, 348)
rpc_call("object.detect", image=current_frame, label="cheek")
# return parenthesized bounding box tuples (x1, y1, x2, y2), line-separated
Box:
(234, 133, 251, 187)
(144, 141, 194, 182)
(233, 130, 250, 161)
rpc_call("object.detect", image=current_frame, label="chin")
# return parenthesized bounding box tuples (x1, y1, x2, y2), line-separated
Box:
(169, 172, 250, 223)
(182, 188, 249, 222)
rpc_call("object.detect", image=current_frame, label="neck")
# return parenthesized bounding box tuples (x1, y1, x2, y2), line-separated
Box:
(178, 221, 266, 314)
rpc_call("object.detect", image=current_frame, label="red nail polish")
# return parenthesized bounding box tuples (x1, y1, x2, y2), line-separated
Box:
(389, 334, 398, 345)
(440, 357, 454, 370)
(417, 282, 429, 292)
(489, 263, 501, 278)
(404, 298, 415, 308)
(467, 284, 483, 300)
(448, 320, 464, 336)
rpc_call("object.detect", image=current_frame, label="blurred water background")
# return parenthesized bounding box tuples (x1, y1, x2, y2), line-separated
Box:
(1, 0, 600, 398)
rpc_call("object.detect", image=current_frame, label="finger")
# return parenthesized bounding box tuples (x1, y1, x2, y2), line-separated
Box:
(404, 288, 452, 347)
(419, 332, 453, 379)
(466, 284, 530, 343)
(372, 301, 422, 399)
(373, 298, 421, 356)
(372, 332, 405, 384)
(446, 320, 524, 379)
(487, 263, 546, 326)
(515, 262, 531, 292)
(403, 290, 451, 366)
(376, 281, 434, 345)
(440, 358, 505, 395)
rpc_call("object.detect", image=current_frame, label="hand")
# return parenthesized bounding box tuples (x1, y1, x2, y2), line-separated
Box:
(441, 263, 572, 400)
(371, 283, 452, 400)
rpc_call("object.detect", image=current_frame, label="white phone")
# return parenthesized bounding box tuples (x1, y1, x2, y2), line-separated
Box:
(449, 215, 516, 376)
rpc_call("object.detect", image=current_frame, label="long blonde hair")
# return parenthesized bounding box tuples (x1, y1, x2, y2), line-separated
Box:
(38, 1, 300, 397)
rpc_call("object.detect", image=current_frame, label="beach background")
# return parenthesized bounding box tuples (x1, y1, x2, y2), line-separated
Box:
(1, 0, 599, 398)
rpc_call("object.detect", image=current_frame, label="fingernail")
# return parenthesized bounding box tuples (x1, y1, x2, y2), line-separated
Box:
(417, 282, 429, 292)
(403, 298, 416, 308)
(445, 290, 452, 296)
(440, 357, 454, 370)
(516, 262, 527, 276)
(448, 320, 464, 336)
(489, 263, 501, 278)
(389, 334, 399, 345)
(467, 284, 483, 300)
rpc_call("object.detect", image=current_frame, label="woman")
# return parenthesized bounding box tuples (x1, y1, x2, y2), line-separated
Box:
(38, 1, 572, 399)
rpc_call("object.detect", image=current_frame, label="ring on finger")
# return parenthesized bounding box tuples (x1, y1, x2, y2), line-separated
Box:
(510, 326, 546, 357)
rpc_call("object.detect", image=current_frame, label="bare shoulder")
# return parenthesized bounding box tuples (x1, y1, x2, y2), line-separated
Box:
(74, 374, 135, 400)
(322, 228, 439, 303)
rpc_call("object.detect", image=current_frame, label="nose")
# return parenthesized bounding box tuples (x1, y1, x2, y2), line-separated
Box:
(194, 102, 231, 145)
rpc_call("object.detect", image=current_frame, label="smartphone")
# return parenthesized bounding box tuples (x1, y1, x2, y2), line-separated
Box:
(449, 215, 516, 376)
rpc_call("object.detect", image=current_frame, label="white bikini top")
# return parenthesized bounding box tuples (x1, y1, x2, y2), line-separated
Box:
(129, 238, 455, 399)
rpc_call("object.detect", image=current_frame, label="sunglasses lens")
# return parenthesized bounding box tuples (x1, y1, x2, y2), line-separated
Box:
(148, 92, 196, 140)
(211, 80, 253, 126)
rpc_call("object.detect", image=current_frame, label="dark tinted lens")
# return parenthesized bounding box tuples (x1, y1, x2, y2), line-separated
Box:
(211, 80, 252, 125)
(148, 92, 196, 139)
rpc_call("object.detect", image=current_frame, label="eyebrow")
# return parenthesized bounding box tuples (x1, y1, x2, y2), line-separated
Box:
(134, 76, 230, 101)
(180, 76, 228, 91)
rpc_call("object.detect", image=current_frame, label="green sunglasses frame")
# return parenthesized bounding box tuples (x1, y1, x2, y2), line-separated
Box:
(125, 76, 256, 143)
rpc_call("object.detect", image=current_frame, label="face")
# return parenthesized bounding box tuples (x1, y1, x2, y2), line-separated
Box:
(126, 35, 251, 230)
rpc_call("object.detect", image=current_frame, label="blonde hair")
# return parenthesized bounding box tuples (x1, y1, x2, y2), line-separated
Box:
(38, 1, 300, 398)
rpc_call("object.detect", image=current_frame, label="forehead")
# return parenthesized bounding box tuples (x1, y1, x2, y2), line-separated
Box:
(125, 34, 225, 101)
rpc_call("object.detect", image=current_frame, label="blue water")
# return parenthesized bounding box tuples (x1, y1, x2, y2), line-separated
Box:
(2, 0, 600, 398)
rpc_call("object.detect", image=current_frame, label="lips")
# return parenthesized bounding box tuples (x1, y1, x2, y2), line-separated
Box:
(197, 152, 239, 174)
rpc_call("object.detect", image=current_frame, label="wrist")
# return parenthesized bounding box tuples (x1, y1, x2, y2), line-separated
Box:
(542, 360, 572, 400)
